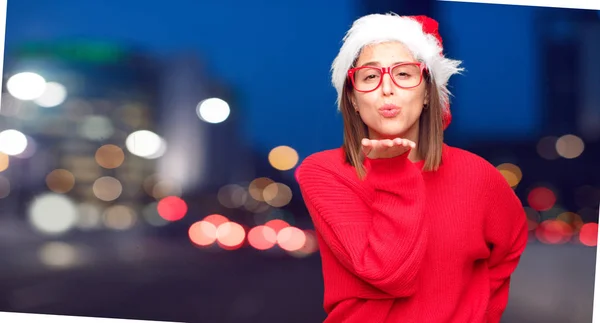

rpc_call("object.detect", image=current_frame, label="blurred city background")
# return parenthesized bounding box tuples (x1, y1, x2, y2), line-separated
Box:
(0, 1, 599, 323)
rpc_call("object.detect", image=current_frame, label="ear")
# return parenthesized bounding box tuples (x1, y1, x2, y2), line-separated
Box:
(350, 96, 358, 111)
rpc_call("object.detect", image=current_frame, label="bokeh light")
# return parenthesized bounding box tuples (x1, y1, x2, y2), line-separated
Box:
(103, 205, 137, 230)
(151, 179, 182, 200)
(268, 146, 299, 171)
(76, 203, 103, 230)
(203, 214, 229, 227)
(527, 186, 556, 211)
(93, 176, 123, 201)
(196, 98, 230, 124)
(555, 134, 584, 159)
(217, 184, 248, 208)
(263, 182, 293, 207)
(0, 153, 9, 172)
(27, 193, 78, 235)
(247, 225, 278, 250)
(125, 130, 166, 159)
(38, 242, 80, 269)
(265, 219, 290, 234)
(95, 144, 125, 169)
(189, 221, 218, 247)
(13, 135, 37, 159)
(248, 177, 275, 202)
(34, 82, 68, 107)
(288, 229, 320, 258)
(78, 115, 115, 141)
(0, 129, 28, 156)
(216, 222, 246, 250)
(143, 175, 161, 196)
(537, 136, 560, 160)
(535, 219, 573, 244)
(157, 196, 188, 221)
(496, 163, 523, 188)
(579, 223, 598, 247)
(277, 226, 306, 252)
(46, 169, 76, 193)
(557, 211, 584, 233)
(6, 72, 46, 100)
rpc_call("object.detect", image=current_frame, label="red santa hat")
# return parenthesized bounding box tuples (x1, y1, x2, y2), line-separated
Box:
(331, 13, 463, 129)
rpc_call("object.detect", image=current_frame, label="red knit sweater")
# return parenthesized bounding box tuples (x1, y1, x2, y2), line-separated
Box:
(295, 144, 528, 323)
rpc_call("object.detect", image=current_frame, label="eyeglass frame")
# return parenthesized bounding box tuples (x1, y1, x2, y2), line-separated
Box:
(347, 62, 427, 93)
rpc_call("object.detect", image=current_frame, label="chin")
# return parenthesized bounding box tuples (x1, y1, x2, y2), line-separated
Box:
(373, 125, 408, 139)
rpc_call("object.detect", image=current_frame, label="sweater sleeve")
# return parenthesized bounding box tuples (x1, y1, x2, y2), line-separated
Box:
(484, 171, 529, 323)
(296, 152, 427, 297)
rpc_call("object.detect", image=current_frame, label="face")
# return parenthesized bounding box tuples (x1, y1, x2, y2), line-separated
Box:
(350, 41, 428, 142)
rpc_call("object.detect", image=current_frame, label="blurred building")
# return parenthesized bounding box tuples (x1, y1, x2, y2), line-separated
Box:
(0, 40, 162, 231)
(155, 52, 256, 195)
(0, 39, 280, 240)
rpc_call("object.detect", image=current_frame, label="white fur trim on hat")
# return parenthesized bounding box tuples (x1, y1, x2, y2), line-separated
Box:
(331, 13, 463, 116)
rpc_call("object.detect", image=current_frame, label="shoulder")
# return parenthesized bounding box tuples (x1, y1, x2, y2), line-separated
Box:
(443, 144, 494, 169)
(297, 147, 346, 173)
(295, 147, 357, 186)
(442, 144, 508, 187)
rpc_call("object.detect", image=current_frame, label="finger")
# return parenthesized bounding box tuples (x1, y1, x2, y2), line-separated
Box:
(393, 138, 403, 145)
(401, 139, 412, 148)
(368, 140, 380, 153)
(381, 139, 394, 147)
(361, 139, 372, 156)
(368, 140, 381, 151)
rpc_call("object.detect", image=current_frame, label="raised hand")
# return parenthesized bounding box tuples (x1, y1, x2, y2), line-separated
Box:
(361, 138, 416, 159)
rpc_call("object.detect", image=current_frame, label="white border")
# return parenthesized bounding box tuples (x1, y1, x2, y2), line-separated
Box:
(595, 203, 600, 323)
(0, 312, 183, 322)
(438, 0, 600, 10)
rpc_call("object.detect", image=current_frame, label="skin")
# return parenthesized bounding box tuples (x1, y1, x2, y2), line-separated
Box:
(350, 41, 429, 160)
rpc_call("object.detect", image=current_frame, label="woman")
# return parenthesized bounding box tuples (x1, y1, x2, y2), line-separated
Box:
(295, 13, 528, 323)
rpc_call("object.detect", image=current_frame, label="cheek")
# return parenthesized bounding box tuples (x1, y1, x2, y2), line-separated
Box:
(354, 93, 379, 109)
(405, 90, 428, 110)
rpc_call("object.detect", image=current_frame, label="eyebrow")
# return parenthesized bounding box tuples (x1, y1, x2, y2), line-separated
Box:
(359, 61, 407, 67)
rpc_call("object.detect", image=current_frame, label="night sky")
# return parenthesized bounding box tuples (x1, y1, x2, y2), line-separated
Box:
(4, 1, 540, 159)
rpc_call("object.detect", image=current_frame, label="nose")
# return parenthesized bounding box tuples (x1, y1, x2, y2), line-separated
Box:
(381, 68, 394, 96)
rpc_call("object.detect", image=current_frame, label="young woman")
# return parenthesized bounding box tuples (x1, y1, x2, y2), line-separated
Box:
(295, 13, 528, 323)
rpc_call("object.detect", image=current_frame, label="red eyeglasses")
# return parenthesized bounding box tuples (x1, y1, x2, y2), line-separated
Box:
(348, 62, 426, 92)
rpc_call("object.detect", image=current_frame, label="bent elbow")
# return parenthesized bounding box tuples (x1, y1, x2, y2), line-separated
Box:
(359, 266, 419, 297)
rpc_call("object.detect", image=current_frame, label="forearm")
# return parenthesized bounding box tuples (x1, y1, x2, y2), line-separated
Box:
(484, 171, 529, 321)
(298, 153, 428, 296)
